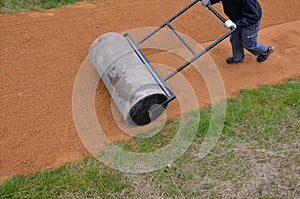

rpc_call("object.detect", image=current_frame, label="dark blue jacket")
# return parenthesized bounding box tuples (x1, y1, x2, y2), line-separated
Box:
(210, 0, 262, 27)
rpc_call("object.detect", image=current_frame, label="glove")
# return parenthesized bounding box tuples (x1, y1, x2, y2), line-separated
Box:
(224, 19, 237, 29)
(201, 0, 210, 7)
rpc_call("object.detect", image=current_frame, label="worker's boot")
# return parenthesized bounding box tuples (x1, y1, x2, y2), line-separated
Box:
(257, 46, 275, 63)
(226, 56, 245, 64)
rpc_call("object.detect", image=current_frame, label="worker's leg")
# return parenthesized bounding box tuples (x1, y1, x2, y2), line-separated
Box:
(240, 20, 268, 56)
(229, 28, 245, 62)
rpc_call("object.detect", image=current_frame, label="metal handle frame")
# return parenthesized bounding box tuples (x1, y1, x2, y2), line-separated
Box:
(124, 0, 236, 105)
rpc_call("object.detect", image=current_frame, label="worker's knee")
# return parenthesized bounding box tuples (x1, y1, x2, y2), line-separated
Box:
(241, 36, 257, 49)
(230, 31, 241, 46)
(241, 23, 259, 49)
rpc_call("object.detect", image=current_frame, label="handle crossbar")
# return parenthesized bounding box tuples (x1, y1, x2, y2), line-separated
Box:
(137, 0, 200, 46)
(164, 28, 235, 81)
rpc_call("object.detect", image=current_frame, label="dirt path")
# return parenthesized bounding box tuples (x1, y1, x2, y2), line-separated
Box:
(1, 0, 300, 183)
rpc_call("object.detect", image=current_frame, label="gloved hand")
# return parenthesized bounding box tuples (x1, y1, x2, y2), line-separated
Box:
(201, 0, 210, 7)
(224, 19, 237, 29)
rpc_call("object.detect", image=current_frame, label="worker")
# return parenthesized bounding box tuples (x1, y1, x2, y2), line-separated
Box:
(201, 0, 275, 64)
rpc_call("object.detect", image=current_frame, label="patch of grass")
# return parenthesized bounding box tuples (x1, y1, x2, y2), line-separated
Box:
(0, 0, 97, 14)
(0, 157, 131, 198)
(1, 77, 299, 198)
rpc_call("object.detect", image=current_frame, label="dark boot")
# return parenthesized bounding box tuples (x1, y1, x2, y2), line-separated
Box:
(257, 46, 275, 63)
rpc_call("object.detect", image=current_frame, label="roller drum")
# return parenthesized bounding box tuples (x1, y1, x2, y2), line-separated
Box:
(89, 32, 168, 126)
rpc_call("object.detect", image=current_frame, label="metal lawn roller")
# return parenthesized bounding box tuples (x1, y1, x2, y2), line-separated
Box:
(89, 0, 235, 126)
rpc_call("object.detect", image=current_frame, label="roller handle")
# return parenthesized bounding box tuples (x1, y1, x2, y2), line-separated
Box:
(206, 4, 226, 23)
(206, 4, 236, 30)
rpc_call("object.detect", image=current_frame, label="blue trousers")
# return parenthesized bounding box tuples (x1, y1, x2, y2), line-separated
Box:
(230, 20, 268, 62)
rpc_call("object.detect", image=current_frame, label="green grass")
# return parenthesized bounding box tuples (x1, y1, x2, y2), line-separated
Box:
(1, 77, 299, 198)
(0, 158, 131, 198)
(0, 0, 97, 14)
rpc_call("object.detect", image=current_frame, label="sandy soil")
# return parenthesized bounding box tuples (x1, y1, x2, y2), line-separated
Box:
(1, 0, 300, 183)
